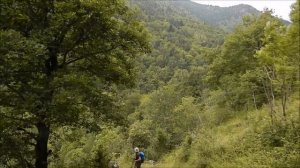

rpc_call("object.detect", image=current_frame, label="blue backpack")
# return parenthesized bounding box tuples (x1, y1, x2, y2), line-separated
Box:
(139, 152, 145, 163)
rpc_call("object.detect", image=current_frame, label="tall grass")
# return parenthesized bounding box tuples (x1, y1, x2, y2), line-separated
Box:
(152, 96, 299, 168)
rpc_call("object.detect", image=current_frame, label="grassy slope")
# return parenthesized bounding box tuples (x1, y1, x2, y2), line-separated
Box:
(145, 95, 299, 168)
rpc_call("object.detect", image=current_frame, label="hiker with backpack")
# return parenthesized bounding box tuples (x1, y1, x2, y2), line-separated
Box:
(133, 147, 144, 168)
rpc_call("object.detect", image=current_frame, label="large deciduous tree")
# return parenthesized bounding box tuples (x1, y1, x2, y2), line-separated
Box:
(0, 0, 149, 167)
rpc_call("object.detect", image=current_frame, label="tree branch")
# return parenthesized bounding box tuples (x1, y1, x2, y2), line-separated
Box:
(4, 84, 26, 101)
(17, 127, 37, 141)
(62, 45, 120, 66)
(64, 56, 86, 65)
(60, 30, 86, 67)
(0, 113, 30, 123)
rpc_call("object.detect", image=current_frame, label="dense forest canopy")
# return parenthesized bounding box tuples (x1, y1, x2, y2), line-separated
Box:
(0, 0, 299, 168)
(0, 0, 149, 167)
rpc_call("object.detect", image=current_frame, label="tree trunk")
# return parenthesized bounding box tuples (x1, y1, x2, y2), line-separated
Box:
(252, 91, 258, 110)
(262, 78, 274, 125)
(35, 122, 49, 168)
(263, 66, 277, 125)
(281, 78, 287, 120)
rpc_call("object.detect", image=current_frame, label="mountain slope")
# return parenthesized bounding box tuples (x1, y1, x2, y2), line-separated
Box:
(133, 0, 261, 31)
(173, 1, 261, 31)
(130, 0, 225, 92)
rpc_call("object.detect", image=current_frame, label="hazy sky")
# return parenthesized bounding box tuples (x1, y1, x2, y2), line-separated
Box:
(192, 0, 296, 21)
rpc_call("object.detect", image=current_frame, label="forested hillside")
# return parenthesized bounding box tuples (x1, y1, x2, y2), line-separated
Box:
(0, 0, 299, 168)
(172, 1, 260, 31)
(123, 1, 299, 167)
(131, 0, 225, 93)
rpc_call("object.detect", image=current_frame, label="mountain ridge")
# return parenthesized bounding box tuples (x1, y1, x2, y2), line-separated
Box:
(174, 0, 261, 31)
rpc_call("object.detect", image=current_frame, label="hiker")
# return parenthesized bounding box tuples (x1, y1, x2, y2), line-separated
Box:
(133, 147, 144, 168)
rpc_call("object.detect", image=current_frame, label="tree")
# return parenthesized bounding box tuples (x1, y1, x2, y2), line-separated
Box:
(286, 0, 300, 67)
(286, 0, 300, 118)
(256, 20, 286, 122)
(0, 0, 149, 167)
(285, 0, 300, 98)
(256, 0, 299, 122)
(206, 11, 279, 111)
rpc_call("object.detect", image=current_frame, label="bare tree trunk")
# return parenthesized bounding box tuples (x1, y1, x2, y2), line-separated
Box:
(263, 66, 276, 125)
(298, 62, 300, 119)
(262, 80, 274, 125)
(252, 91, 258, 110)
(269, 79, 276, 116)
(268, 66, 276, 113)
(281, 77, 287, 120)
(35, 56, 55, 168)
(35, 122, 49, 168)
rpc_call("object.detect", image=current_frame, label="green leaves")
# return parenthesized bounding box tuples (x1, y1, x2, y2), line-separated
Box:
(0, 0, 150, 166)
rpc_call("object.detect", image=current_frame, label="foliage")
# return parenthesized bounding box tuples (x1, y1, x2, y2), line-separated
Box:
(149, 1, 299, 167)
(0, 0, 149, 167)
(172, 1, 261, 31)
(48, 126, 127, 168)
(1, 0, 299, 167)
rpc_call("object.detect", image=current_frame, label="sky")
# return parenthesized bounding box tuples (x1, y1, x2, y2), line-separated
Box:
(192, 0, 296, 21)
